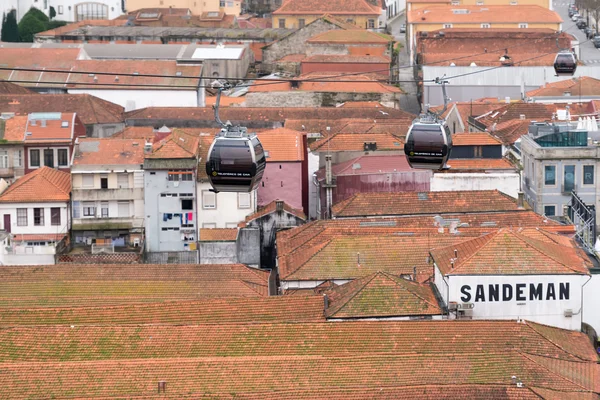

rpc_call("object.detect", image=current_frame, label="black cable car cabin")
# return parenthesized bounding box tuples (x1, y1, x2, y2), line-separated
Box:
(554, 52, 577, 76)
(206, 133, 266, 193)
(404, 120, 452, 170)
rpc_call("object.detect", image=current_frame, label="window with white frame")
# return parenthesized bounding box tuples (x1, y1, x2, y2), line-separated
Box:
(51, 208, 61, 226)
(101, 202, 109, 218)
(226, 222, 238, 228)
(202, 190, 216, 209)
(238, 193, 251, 209)
(83, 202, 96, 217)
(368, 19, 375, 29)
(443, 23, 453, 28)
(82, 174, 94, 188)
(57, 149, 68, 167)
(58, 5, 63, 13)
(75, 2, 108, 20)
(13, 150, 22, 168)
(0, 150, 8, 169)
(17, 208, 27, 226)
(118, 201, 130, 217)
(518, 23, 528, 28)
(481, 23, 491, 28)
(33, 208, 44, 226)
(117, 174, 129, 188)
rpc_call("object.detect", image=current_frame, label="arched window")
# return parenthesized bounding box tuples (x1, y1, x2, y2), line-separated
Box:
(75, 3, 108, 21)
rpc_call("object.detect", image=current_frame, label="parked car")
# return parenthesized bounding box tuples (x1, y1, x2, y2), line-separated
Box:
(399, 23, 406, 33)
(577, 20, 587, 29)
(593, 37, 600, 48)
(586, 28, 597, 38)
(572, 14, 581, 21)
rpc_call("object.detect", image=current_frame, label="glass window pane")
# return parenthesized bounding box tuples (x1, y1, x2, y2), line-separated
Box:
(564, 165, 575, 192)
(544, 205, 556, 216)
(584, 165, 594, 185)
(544, 165, 556, 185)
(30, 150, 40, 167)
(44, 149, 54, 168)
(58, 149, 68, 166)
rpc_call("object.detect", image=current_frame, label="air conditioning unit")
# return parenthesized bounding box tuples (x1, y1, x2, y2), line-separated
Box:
(564, 309, 573, 318)
(448, 301, 458, 311)
(457, 302, 474, 310)
(457, 308, 473, 319)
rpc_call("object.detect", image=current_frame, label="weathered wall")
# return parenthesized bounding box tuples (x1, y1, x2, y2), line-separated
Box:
(431, 172, 520, 198)
(258, 162, 303, 210)
(301, 62, 390, 76)
(245, 91, 400, 108)
(237, 227, 261, 266)
(247, 211, 304, 269)
(262, 19, 343, 72)
(199, 241, 238, 264)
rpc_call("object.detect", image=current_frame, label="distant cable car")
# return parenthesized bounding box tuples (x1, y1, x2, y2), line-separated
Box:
(205, 86, 266, 193)
(404, 77, 452, 170)
(554, 51, 577, 76)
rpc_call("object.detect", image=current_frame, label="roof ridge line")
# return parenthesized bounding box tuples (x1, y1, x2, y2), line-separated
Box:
(519, 352, 593, 391)
(515, 233, 586, 274)
(328, 272, 381, 318)
(524, 322, 591, 362)
(238, 279, 268, 296)
(386, 273, 441, 310)
(443, 230, 498, 274)
(283, 239, 332, 279)
(39, 169, 70, 195)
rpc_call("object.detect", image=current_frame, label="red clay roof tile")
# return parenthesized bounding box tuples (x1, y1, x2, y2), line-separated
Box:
(257, 128, 305, 161)
(273, 0, 381, 15)
(0, 167, 71, 203)
(445, 158, 516, 170)
(452, 132, 501, 145)
(308, 29, 391, 44)
(199, 228, 239, 242)
(408, 5, 562, 24)
(73, 138, 146, 165)
(527, 76, 600, 97)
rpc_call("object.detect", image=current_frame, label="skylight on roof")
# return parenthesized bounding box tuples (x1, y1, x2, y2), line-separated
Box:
(451, 9, 470, 13)
(139, 12, 159, 18)
(359, 221, 397, 227)
(207, 11, 219, 17)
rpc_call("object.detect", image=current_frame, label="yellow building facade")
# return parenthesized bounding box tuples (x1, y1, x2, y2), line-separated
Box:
(408, 0, 552, 10)
(271, 14, 379, 29)
(125, 0, 242, 16)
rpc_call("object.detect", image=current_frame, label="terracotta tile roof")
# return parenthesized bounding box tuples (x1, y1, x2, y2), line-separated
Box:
(196, 133, 215, 181)
(278, 53, 307, 62)
(475, 102, 556, 126)
(73, 138, 145, 165)
(244, 200, 306, 224)
(316, 154, 414, 180)
(0, 48, 201, 90)
(418, 30, 574, 67)
(110, 126, 158, 140)
(526, 76, 600, 97)
(308, 29, 391, 44)
(311, 132, 404, 151)
(249, 74, 402, 93)
(0, 296, 324, 326)
(431, 101, 504, 130)
(125, 106, 416, 123)
(146, 129, 199, 159)
(452, 132, 501, 145)
(199, 228, 239, 242)
(273, 0, 381, 15)
(22, 113, 77, 142)
(10, 233, 67, 242)
(0, 82, 33, 94)
(303, 54, 391, 63)
(1, 116, 28, 142)
(257, 128, 305, 161)
(0, 263, 270, 307)
(432, 229, 592, 275)
(408, 5, 562, 24)
(491, 119, 532, 145)
(0, 167, 71, 203)
(445, 158, 516, 170)
(204, 95, 246, 106)
(332, 190, 520, 218)
(324, 271, 443, 318)
(0, 94, 124, 125)
(337, 101, 387, 108)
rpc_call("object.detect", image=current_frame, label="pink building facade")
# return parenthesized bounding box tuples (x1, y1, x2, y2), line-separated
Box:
(258, 161, 304, 210)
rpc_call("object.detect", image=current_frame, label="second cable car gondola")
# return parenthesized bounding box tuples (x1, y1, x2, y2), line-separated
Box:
(205, 84, 266, 193)
(553, 51, 577, 76)
(404, 118, 452, 170)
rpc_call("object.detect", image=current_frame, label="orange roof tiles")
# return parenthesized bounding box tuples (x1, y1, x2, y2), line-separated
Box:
(332, 190, 520, 218)
(303, 54, 391, 63)
(10, 233, 67, 242)
(308, 29, 391, 44)
(526, 76, 600, 97)
(445, 158, 516, 170)
(24, 113, 76, 142)
(273, 0, 381, 15)
(0, 82, 33, 94)
(491, 118, 532, 145)
(249, 74, 401, 93)
(1, 116, 28, 142)
(110, 126, 158, 140)
(0, 263, 270, 308)
(0, 94, 124, 125)
(408, 5, 562, 24)
(324, 271, 443, 318)
(452, 132, 501, 145)
(315, 154, 414, 180)
(432, 229, 592, 275)
(73, 138, 145, 165)
(199, 228, 239, 242)
(0, 167, 70, 203)
(311, 132, 404, 152)
(146, 129, 199, 159)
(257, 128, 305, 162)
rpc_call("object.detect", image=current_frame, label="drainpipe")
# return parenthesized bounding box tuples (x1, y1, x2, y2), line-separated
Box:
(580, 274, 592, 331)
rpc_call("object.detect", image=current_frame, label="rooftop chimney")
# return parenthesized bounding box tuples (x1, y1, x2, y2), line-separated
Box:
(517, 192, 525, 209)
(144, 141, 153, 154)
(454, 249, 458, 258)
(40, 119, 46, 127)
(275, 200, 284, 212)
(323, 293, 329, 310)
(158, 381, 166, 393)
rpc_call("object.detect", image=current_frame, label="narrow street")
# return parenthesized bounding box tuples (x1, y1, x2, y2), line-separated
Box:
(553, 0, 600, 63)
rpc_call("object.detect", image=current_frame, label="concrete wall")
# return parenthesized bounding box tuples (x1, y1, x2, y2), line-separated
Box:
(308, 150, 320, 220)
(237, 226, 260, 266)
(1, 253, 56, 265)
(199, 241, 238, 264)
(258, 162, 303, 210)
(69, 89, 203, 111)
(301, 62, 390, 76)
(431, 172, 520, 198)
(262, 19, 343, 72)
(144, 169, 197, 252)
(583, 272, 600, 337)
(245, 91, 400, 108)
(196, 181, 256, 229)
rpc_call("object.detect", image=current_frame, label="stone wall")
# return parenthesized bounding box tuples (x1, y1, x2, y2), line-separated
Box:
(199, 241, 238, 264)
(262, 19, 343, 73)
(245, 91, 401, 108)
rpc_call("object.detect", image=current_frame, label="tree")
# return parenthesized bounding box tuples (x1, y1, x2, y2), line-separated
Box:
(49, 6, 56, 20)
(1, 10, 19, 42)
(18, 13, 47, 42)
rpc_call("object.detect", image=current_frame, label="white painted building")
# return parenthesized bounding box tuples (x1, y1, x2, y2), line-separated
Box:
(0, 166, 71, 265)
(68, 88, 204, 112)
(3, 0, 124, 22)
(432, 229, 592, 330)
(431, 172, 520, 198)
(70, 138, 145, 247)
(197, 184, 257, 229)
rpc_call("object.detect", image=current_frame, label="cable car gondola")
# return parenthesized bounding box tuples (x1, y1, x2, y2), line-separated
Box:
(553, 51, 577, 76)
(404, 118, 452, 170)
(404, 77, 452, 170)
(205, 86, 266, 193)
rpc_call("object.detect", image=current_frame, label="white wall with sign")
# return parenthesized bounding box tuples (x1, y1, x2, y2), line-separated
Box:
(435, 268, 588, 330)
